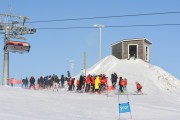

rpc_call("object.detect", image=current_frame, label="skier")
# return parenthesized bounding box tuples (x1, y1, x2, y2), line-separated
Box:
(44, 76, 49, 89)
(52, 75, 59, 92)
(29, 76, 36, 90)
(111, 73, 118, 88)
(136, 81, 142, 94)
(68, 77, 73, 91)
(78, 75, 84, 92)
(123, 78, 127, 92)
(94, 75, 101, 94)
(24, 77, 29, 89)
(85, 74, 91, 92)
(118, 77, 124, 93)
(72, 78, 75, 91)
(90, 75, 95, 92)
(60, 75, 65, 88)
(99, 76, 108, 93)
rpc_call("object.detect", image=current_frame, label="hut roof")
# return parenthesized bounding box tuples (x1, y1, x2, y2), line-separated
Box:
(111, 38, 152, 46)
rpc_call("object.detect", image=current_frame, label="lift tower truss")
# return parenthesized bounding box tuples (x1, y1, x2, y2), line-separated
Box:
(0, 13, 36, 85)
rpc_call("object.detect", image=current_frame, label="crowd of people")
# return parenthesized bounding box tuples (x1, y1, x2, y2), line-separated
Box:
(20, 72, 143, 94)
(75, 74, 108, 94)
(22, 74, 68, 91)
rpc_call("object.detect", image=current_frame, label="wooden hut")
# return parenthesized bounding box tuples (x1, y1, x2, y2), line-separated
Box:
(111, 38, 152, 62)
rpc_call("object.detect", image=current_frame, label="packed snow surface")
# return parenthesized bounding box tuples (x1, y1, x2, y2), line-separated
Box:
(0, 55, 180, 120)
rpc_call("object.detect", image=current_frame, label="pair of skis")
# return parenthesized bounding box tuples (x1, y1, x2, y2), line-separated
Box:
(115, 91, 147, 95)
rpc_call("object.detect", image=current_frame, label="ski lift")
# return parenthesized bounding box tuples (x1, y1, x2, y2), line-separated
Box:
(5, 40, 31, 53)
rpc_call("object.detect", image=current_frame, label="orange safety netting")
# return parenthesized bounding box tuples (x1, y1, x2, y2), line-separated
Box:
(107, 86, 115, 90)
(9, 78, 22, 84)
(106, 86, 116, 97)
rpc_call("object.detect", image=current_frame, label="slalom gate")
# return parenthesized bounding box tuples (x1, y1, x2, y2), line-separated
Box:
(118, 89, 133, 120)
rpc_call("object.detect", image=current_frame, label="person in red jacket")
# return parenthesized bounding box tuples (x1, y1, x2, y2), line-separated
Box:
(90, 75, 95, 92)
(85, 74, 91, 92)
(68, 77, 73, 91)
(99, 76, 108, 93)
(136, 81, 142, 94)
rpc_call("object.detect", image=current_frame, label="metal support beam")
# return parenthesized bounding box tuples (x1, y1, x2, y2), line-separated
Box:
(2, 50, 9, 85)
(2, 30, 9, 85)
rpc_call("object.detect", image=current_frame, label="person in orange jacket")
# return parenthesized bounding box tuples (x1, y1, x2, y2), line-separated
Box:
(123, 78, 127, 91)
(136, 81, 142, 94)
(76, 79, 80, 91)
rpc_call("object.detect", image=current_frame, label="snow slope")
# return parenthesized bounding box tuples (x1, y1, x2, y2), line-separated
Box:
(85, 55, 180, 96)
(0, 55, 180, 120)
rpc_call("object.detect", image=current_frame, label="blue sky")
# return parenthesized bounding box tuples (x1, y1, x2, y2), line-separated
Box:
(0, 0, 180, 82)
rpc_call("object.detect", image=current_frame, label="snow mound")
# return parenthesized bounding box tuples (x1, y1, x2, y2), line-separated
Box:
(84, 55, 180, 95)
